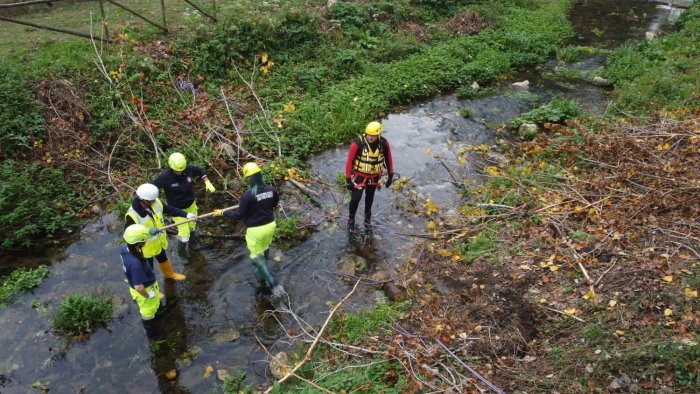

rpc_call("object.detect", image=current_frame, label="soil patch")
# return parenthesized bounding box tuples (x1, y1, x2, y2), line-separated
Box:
(444, 10, 488, 36)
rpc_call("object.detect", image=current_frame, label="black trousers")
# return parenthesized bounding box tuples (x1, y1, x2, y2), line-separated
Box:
(349, 184, 377, 223)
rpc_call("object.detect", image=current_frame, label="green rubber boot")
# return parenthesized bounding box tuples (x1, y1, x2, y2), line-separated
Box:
(251, 255, 277, 288)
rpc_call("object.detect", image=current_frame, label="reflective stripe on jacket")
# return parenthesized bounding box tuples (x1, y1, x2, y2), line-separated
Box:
(125, 199, 168, 258)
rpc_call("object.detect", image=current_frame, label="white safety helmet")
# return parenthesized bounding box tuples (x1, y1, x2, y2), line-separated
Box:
(136, 183, 159, 201)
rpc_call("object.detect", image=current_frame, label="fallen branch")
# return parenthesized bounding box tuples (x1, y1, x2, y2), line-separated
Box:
(289, 178, 321, 198)
(263, 278, 362, 393)
(594, 258, 619, 288)
(538, 304, 586, 323)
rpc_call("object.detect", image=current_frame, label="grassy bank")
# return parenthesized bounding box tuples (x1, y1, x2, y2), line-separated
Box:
(254, 3, 700, 393)
(0, 0, 572, 250)
(603, 5, 700, 115)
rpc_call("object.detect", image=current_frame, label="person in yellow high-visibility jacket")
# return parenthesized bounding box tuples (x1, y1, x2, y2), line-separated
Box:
(121, 224, 163, 338)
(125, 183, 194, 281)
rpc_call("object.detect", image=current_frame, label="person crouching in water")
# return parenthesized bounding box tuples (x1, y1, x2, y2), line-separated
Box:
(213, 162, 283, 295)
(121, 224, 164, 338)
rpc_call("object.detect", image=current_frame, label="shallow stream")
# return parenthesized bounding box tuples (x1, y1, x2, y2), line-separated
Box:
(0, 1, 685, 392)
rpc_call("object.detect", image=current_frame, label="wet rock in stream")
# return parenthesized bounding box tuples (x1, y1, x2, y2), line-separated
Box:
(209, 328, 241, 343)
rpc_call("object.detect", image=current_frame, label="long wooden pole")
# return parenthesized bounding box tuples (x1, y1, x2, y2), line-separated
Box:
(0, 0, 65, 8)
(159, 0, 166, 28)
(159, 204, 238, 231)
(104, 0, 168, 32)
(182, 0, 216, 22)
(0, 15, 110, 42)
(98, 0, 109, 41)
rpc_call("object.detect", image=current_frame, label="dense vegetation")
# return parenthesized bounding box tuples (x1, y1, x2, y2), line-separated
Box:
(603, 5, 700, 115)
(0, 265, 48, 306)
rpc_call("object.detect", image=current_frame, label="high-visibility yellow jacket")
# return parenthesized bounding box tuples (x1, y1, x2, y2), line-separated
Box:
(125, 199, 167, 258)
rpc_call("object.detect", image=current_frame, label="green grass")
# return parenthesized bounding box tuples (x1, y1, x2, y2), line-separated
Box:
(275, 302, 410, 393)
(53, 293, 113, 337)
(0, 265, 48, 307)
(455, 227, 498, 262)
(0, 0, 214, 58)
(603, 5, 700, 115)
(0, 160, 86, 249)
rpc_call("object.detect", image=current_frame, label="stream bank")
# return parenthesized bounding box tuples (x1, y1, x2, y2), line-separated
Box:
(0, 0, 690, 392)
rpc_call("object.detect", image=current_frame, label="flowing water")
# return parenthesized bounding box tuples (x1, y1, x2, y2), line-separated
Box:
(0, 1, 685, 392)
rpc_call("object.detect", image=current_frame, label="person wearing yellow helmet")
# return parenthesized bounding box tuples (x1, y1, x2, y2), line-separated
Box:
(213, 162, 282, 294)
(125, 183, 194, 281)
(152, 152, 216, 257)
(345, 121, 395, 229)
(121, 224, 163, 338)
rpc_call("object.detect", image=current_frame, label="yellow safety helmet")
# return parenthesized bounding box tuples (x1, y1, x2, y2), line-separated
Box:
(168, 152, 187, 172)
(124, 224, 151, 245)
(242, 162, 261, 178)
(365, 121, 382, 136)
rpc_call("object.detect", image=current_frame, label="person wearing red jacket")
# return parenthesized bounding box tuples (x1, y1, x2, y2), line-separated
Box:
(345, 121, 394, 229)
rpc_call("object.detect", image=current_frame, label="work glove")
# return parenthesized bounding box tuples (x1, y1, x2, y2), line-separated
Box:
(147, 288, 156, 299)
(186, 213, 196, 219)
(149, 228, 161, 236)
(204, 179, 216, 193)
(385, 173, 394, 188)
(346, 178, 354, 191)
(212, 209, 223, 217)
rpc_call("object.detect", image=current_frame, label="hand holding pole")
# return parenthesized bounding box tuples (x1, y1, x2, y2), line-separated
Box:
(158, 204, 238, 231)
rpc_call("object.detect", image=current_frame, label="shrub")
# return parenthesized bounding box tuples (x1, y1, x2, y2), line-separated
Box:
(220, 370, 252, 393)
(0, 161, 86, 249)
(0, 265, 49, 307)
(274, 216, 310, 247)
(510, 97, 583, 128)
(0, 62, 43, 159)
(53, 293, 113, 337)
(330, 2, 373, 31)
(180, 9, 322, 78)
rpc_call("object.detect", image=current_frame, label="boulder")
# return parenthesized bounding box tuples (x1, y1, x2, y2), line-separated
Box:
(592, 76, 610, 86)
(269, 352, 289, 380)
(518, 123, 538, 134)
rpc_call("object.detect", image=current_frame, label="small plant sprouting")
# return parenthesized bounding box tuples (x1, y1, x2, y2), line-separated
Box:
(53, 293, 113, 338)
(458, 108, 473, 118)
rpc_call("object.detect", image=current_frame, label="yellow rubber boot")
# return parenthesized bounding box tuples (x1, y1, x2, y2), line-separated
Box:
(158, 260, 186, 281)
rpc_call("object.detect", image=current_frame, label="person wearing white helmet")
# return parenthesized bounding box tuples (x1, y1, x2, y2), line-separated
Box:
(152, 152, 216, 256)
(125, 183, 194, 281)
(121, 224, 163, 338)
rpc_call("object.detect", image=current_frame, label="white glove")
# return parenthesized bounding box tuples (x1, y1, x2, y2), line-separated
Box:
(147, 288, 156, 299)
(186, 213, 196, 219)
